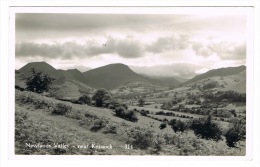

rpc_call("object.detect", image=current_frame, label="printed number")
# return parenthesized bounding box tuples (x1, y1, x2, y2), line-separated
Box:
(125, 144, 133, 149)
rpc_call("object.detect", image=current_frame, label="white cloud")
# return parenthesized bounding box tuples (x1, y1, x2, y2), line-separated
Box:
(15, 13, 247, 78)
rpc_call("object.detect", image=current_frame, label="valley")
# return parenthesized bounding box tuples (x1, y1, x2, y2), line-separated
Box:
(15, 62, 247, 155)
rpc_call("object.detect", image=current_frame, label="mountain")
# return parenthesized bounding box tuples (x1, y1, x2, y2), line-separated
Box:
(17, 62, 93, 98)
(83, 63, 181, 90)
(184, 65, 246, 85)
(222, 70, 246, 93)
(19, 61, 57, 78)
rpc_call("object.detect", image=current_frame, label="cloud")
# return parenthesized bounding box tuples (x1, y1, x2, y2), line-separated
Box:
(16, 37, 144, 59)
(192, 42, 213, 57)
(15, 13, 247, 71)
(191, 41, 246, 60)
(16, 14, 188, 34)
(208, 42, 246, 60)
(146, 35, 190, 53)
(15, 42, 63, 58)
(84, 37, 144, 58)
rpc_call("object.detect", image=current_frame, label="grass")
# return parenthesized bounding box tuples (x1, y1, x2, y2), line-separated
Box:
(15, 90, 245, 155)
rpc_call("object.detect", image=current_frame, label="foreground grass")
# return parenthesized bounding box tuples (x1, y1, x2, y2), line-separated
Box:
(15, 90, 245, 155)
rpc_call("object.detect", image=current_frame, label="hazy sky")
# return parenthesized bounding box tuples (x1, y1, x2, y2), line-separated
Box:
(15, 11, 247, 77)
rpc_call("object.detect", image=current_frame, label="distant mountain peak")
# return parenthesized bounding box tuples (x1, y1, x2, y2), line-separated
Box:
(66, 68, 81, 72)
(19, 61, 56, 72)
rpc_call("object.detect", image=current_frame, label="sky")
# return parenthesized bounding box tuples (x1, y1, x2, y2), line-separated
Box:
(15, 10, 247, 78)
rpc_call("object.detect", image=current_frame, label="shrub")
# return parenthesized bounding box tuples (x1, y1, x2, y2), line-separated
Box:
(121, 103, 128, 110)
(115, 106, 126, 117)
(114, 107, 138, 122)
(104, 123, 118, 134)
(140, 109, 149, 116)
(138, 98, 145, 107)
(169, 119, 188, 133)
(127, 127, 154, 149)
(190, 116, 222, 141)
(90, 118, 109, 132)
(159, 123, 167, 130)
(77, 95, 91, 105)
(52, 103, 72, 115)
(25, 68, 55, 93)
(125, 110, 138, 122)
(225, 118, 246, 147)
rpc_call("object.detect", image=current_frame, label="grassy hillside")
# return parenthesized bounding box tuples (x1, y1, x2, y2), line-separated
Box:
(15, 90, 244, 155)
(83, 63, 181, 90)
(184, 69, 246, 93)
(185, 66, 246, 85)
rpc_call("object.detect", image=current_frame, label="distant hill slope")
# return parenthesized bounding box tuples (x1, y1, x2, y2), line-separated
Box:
(19, 61, 56, 75)
(83, 63, 181, 90)
(17, 62, 93, 98)
(184, 69, 246, 93)
(185, 66, 246, 85)
(222, 70, 246, 93)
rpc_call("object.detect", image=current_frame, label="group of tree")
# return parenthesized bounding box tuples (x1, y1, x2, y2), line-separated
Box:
(114, 106, 138, 122)
(204, 90, 246, 103)
(167, 116, 245, 147)
(169, 119, 189, 133)
(224, 118, 246, 147)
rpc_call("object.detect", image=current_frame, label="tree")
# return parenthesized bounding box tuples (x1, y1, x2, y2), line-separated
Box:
(125, 110, 138, 122)
(169, 119, 188, 133)
(92, 89, 112, 107)
(159, 122, 167, 130)
(190, 116, 222, 141)
(225, 118, 246, 147)
(115, 106, 126, 117)
(25, 68, 55, 93)
(77, 95, 91, 105)
(138, 98, 145, 107)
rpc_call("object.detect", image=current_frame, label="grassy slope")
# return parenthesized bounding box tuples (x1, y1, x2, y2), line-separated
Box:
(15, 90, 245, 155)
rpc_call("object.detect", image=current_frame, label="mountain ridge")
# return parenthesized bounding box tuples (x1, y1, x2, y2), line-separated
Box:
(16, 62, 246, 95)
(184, 65, 246, 85)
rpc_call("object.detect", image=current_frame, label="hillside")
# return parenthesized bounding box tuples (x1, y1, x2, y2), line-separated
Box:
(17, 62, 93, 98)
(182, 69, 246, 94)
(185, 66, 246, 85)
(19, 61, 57, 77)
(15, 90, 244, 155)
(83, 63, 181, 90)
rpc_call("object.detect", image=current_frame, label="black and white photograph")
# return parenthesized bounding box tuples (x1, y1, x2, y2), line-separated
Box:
(13, 7, 251, 156)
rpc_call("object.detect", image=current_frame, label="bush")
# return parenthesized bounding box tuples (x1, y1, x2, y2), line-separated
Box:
(140, 109, 149, 116)
(169, 119, 188, 133)
(52, 103, 72, 115)
(115, 107, 138, 122)
(127, 127, 154, 149)
(104, 123, 118, 134)
(25, 68, 55, 93)
(77, 95, 91, 105)
(115, 106, 126, 117)
(125, 110, 138, 122)
(225, 118, 246, 147)
(92, 89, 112, 107)
(159, 123, 167, 130)
(90, 118, 109, 132)
(190, 116, 222, 141)
(138, 98, 145, 107)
